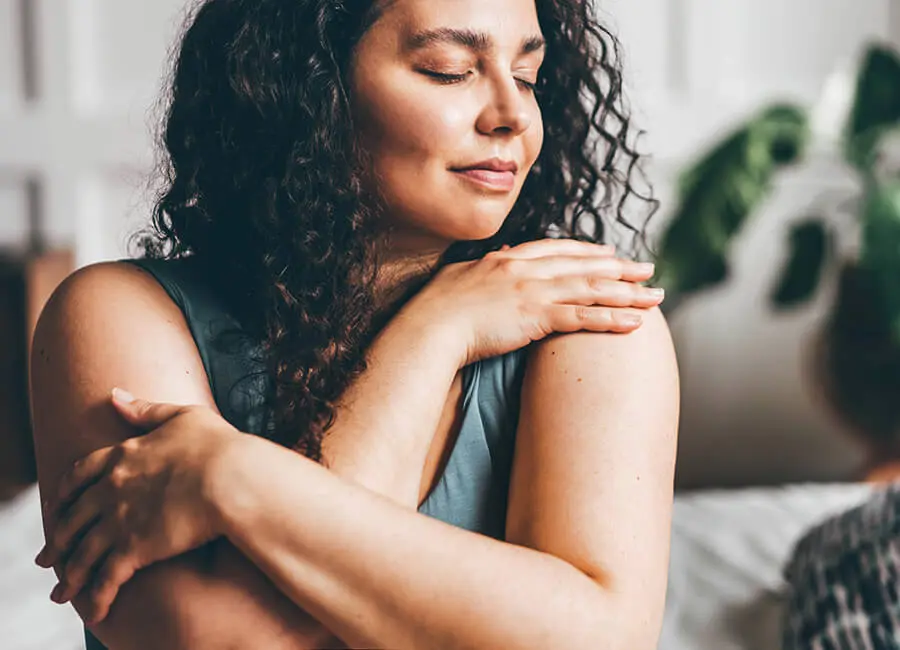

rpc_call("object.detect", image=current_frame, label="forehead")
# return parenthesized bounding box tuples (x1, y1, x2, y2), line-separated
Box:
(372, 0, 542, 48)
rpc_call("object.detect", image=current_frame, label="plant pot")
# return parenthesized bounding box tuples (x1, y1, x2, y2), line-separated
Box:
(807, 261, 900, 480)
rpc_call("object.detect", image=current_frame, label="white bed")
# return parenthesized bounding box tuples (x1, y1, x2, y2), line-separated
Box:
(0, 483, 877, 650)
(659, 482, 875, 650)
(1, 486, 84, 650)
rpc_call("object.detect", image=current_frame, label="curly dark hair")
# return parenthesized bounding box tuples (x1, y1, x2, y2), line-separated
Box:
(140, 0, 657, 461)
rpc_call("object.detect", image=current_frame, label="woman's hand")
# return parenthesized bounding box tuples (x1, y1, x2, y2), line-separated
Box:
(35, 389, 245, 623)
(403, 238, 664, 366)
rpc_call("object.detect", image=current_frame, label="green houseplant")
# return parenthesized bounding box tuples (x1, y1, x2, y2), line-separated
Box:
(654, 43, 900, 465)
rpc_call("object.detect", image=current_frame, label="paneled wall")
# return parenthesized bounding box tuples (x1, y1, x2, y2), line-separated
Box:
(2, 0, 898, 487)
(0, 0, 184, 264)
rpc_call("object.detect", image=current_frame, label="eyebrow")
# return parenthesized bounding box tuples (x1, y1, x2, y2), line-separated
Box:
(405, 27, 546, 56)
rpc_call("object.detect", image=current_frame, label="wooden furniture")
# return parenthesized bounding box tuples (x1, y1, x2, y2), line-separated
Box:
(0, 249, 73, 500)
(865, 461, 900, 484)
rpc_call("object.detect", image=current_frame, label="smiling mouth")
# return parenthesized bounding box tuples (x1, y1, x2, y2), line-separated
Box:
(451, 168, 516, 192)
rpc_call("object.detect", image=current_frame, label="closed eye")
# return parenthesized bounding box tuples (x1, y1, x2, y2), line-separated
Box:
(421, 70, 472, 84)
(421, 70, 537, 92)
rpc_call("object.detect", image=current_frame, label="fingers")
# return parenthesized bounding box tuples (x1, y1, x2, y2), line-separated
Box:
(52, 517, 117, 604)
(503, 254, 655, 283)
(496, 238, 660, 285)
(111, 388, 186, 431)
(550, 275, 665, 309)
(84, 552, 137, 624)
(502, 238, 616, 259)
(38, 479, 105, 569)
(56, 447, 111, 505)
(619, 261, 658, 283)
(547, 304, 646, 334)
(37, 448, 116, 568)
(42, 447, 113, 534)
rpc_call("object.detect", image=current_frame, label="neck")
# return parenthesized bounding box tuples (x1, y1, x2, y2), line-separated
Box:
(371, 229, 450, 319)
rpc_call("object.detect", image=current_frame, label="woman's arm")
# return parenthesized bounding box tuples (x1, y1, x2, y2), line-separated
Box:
(36, 243, 667, 648)
(318, 305, 462, 508)
(193, 307, 680, 650)
(506, 307, 679, 647)
(30, 262, 460, 649)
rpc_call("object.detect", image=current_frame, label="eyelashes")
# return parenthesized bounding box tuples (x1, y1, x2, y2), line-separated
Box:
(422, 70, 470, 84)
(421, 70, 537, 92)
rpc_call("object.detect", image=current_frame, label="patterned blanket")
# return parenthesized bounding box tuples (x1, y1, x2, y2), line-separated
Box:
(782, 483, 900, 649)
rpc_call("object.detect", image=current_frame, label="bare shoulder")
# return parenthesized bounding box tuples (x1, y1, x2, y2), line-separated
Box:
(526, 306, 678, 390)
(31, 260, 216, 495)
(31, 262, 315, 646)
(519, 304, 679, 457)
(34, 260, 188, 352)
(508, 307, 678, 646)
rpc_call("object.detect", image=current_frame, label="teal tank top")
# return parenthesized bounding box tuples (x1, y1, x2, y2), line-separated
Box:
(85, 256, 527, 649)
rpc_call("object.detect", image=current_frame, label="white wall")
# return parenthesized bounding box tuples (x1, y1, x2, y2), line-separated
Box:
(0, 0, 186, 262)
(609, 0, 900, 487)
(2, 0, 897, 488)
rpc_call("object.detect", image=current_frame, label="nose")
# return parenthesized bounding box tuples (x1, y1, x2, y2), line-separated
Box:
(475, 74, 533, 137)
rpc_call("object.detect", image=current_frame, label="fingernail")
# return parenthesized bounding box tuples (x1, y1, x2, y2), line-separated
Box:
(637, 262, 655, 274)
(111, 387, 135, 404)
(648, 288, 665, 300)
(621, 314, 643, 326)
(50, 583, 63, 603)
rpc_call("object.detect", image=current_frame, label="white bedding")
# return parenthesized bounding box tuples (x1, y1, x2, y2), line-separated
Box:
(660, 482, 875, 650)
(0, 486, 83, 650)
(0, 483, 878, 650)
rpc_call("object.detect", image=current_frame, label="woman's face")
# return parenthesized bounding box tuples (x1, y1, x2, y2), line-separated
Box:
(350, 0, 545, 252)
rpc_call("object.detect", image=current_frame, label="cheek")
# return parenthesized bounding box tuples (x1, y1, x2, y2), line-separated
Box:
(363, 88, 471, 165)
(363, 92, 476, 220)
(525, 107, 544, 168)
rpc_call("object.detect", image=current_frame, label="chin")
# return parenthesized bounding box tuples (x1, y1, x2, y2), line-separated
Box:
(447, 194, 518, 238)
(446, 211, 509, 242)
(388, 195, 515, 246)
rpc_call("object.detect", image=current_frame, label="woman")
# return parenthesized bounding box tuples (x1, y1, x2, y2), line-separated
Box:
(31, 0, 679, 648)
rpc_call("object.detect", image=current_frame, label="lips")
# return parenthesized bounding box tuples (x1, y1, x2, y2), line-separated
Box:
(452, 157, 519, 174)
(450, 157, 518, 191)
(452, 168, 516, 191)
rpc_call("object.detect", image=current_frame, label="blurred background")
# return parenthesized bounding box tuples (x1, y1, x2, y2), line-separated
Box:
(1, 1, 899, 649)
(613, 0, 900, 490)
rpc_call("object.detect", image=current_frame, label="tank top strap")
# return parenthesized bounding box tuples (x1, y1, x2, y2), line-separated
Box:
(475, 346, 529, 467)
(124, 257, 271, 437)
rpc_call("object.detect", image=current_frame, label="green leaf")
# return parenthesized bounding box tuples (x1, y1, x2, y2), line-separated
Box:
(860, 180, 900, 267)
(845, 44, 900, 169)
(771, 219, 831, 309)
(655, 104, 809, 299)
(859, 180, 900, 342)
